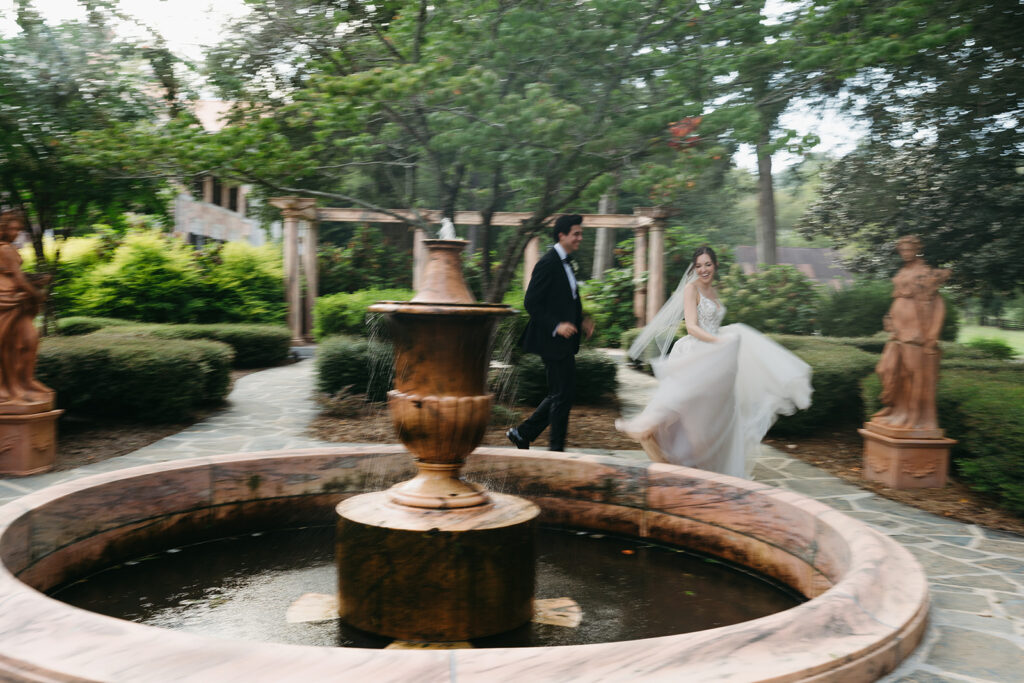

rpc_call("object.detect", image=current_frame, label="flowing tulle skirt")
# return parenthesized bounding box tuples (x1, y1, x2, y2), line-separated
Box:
(616, 324, 812, 478)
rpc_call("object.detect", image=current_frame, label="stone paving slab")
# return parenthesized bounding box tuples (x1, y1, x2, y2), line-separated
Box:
(0, 356, 1021, 682)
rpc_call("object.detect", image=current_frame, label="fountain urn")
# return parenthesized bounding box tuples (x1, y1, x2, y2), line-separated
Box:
(335, 238, 539, 642)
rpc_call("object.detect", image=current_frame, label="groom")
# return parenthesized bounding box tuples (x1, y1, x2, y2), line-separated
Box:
(507, 214, 593, 452)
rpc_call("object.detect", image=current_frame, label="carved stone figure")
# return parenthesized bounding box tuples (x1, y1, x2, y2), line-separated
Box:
(871, 235, 949, 432)
(0, 209, 52, 404)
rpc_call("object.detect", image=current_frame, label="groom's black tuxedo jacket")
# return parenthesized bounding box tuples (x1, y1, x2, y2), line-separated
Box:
(520, 246, 583, 361)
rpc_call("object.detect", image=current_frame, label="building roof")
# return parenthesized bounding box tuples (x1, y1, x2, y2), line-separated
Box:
(734, 246, 853, 289)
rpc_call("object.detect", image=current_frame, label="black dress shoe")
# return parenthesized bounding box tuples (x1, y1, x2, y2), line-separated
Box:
(506, 427, 529, 450)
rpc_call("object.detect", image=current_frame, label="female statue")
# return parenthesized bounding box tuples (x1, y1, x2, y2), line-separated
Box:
(0, 209, 52, 403)
(872, 235, 949, 431)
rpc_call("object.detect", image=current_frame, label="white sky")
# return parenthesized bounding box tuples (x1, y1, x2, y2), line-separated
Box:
(0, 0, 250, 61)
(2, 0, 863, 169)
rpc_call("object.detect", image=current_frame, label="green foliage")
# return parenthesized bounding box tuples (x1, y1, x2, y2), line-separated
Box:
(317, 225, 412, 295)
(492, 288, 530, 365)
(580, 267, 635, 348)
(315, 335, 394, 402)
(816, 280, 892, 337)
(964, 337, 1016, 361)
(37, 335, 234, 421)
(67, 232, 204, 322)
(313, 288, 414, 339)
(862, 368, 1024, 516)
(493, 350, 618, 406)
(719, 265, 822, 335)
(195, 242, 286, 324)
(771, 334, 888, 355)
(55, 316, 138, 336)
(770, 340, 878, 436)
(61, 232, 286, 326)
(125, 324, 292, 369)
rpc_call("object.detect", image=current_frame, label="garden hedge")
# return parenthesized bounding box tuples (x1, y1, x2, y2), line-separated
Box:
(56, 317, 290, 368)
(491, 349, 618, 406)
(38, 335, 234, 421)
(862, 368, 1024, 515)
(315, 335, 394, 402)
(127, 324, 291, 368)
(769, 341, 878, 436)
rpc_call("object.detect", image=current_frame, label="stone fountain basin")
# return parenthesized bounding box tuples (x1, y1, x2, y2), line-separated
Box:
(0, 447, 928, 682)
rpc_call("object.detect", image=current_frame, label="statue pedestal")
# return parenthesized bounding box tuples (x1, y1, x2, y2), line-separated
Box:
(859, 422, 956, 489)
(0, 398, 62, 476)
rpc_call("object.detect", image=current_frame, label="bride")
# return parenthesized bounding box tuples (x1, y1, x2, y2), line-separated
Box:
(615, 247, 813, 478)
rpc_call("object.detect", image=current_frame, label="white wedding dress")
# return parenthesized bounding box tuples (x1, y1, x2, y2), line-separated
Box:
(616, 292, 812, 478)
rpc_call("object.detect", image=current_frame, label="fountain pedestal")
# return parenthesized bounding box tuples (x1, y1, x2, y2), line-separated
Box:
(336, 239, 539, 641)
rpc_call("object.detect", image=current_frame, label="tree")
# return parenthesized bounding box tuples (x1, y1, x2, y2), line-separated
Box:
(0, 2, 173, 318)
(797, 0, 1023, 294)
(185, 0, 717, 301)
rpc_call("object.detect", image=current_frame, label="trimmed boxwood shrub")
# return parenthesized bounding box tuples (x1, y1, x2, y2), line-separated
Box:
(130, 324, 291, 368)
(493, 349, 618, 406)
(862, 368, 1024, 515)
(55, 318, 290, 368)
(815, 279, 892, 337)
(771, 333, 888, 355)
(37, 335, 233, 421)
(964, 336, 1017, 360)
(770, 342, 878, 436)
(315, 335, 394, 402)
(313, 288, 414, 339)
(56, 316, 139, 336)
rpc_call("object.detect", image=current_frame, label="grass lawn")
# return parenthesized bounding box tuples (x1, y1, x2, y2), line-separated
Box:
(958, 324, 1024, 357)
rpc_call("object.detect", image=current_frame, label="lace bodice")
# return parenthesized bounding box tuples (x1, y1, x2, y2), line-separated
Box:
(697, 291, 725, 335)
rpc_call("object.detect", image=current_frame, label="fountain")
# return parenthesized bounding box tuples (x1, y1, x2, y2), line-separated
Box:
(0, 236, 931, 680)
(337, 239, 538, 640)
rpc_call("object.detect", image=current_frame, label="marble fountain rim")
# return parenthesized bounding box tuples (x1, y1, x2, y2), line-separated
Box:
(0, 446, 930, 682)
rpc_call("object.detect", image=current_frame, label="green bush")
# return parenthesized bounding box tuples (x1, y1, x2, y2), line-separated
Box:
(816, 279, 892, 337)
(493, 349, 618, 406)
(55, 316, 138, 336)
(770, 342, 878, 436)
(67, 232, 205, 323)
(719, 264, 822, 335)
(315, 335, 394, 401)
(127, 324, 292, 368)
(317, 225, 412, 295)
(37, 335, 233, 421)
(580, 267, 635, 348)
(194, 242, 287, 324)
(492, 288, 530, 365)
(313, 288, 414, 339)
(771, 333, 888, 355)
(964, 336, 1017, 360)
(862, 369, 1024, 515)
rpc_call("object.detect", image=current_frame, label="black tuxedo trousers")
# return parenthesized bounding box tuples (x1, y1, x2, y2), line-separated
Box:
(516, 248, 583, 451)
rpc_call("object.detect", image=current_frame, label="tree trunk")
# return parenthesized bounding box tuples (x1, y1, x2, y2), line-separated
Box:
(592, 190, 617, 280)
(755, 134, 778, 266)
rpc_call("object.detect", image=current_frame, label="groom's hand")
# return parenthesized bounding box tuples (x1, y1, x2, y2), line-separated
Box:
(556, 322, 578, 338)
(582, 316, 595, 340)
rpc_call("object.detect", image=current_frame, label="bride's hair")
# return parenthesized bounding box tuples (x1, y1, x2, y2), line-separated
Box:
(691, 246, 718, 275)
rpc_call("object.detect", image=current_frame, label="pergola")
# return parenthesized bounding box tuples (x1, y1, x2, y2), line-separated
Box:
(270, 197, 670, 343)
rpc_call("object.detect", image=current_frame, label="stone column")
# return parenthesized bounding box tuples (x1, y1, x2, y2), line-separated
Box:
(413, 227, 427, 291)
(591, 193, 616, 280)
(645, 209, 668, 324)
(237, 186, 247, 217)
(632, 216, 648, 328)
(303, 219, 319, 343)
(270, 197, 317, 345)
(202, 176, 214, 203)
(523, 236, 540, 290)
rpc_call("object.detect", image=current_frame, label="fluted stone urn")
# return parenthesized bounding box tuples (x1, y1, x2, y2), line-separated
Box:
(335, 239, 539, 642)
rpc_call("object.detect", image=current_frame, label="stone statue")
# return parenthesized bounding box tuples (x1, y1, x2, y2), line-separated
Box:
(871, 235, 949, 431)
(0, 209, 52, 404)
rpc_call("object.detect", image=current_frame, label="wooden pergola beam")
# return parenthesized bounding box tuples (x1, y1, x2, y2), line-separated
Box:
(315, 207, 651, 229)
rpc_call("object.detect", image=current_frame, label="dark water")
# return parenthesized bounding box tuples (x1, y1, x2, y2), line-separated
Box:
(51, 526, 802, 648)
